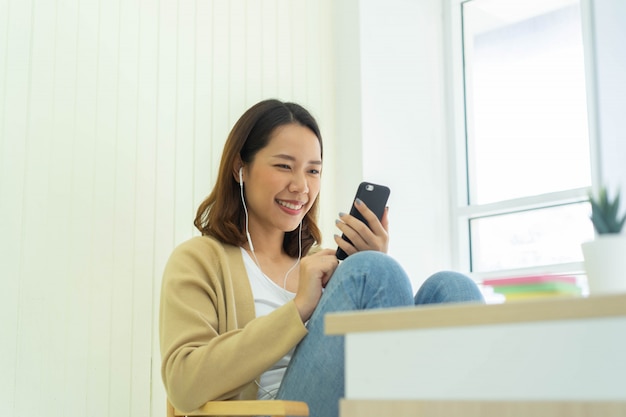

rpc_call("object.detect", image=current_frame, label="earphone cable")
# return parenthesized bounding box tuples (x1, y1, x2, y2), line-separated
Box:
(240, 175, 301, 291)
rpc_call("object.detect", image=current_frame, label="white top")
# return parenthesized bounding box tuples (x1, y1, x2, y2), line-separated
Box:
(240, 248, 296, 399)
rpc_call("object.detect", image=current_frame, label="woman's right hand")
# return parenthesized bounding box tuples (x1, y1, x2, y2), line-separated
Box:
(293, 248, 339, 322)
(334, 199, 389, 257)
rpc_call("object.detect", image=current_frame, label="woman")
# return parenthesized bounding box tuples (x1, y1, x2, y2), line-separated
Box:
(159, 99, 483, 417)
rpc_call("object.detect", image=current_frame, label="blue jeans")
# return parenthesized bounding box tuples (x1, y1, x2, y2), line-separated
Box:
(276, 251, 484, 417)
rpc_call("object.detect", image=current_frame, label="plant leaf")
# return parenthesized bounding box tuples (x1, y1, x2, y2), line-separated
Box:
(588, 186, 625, 234)
(618, 213, 626, 233)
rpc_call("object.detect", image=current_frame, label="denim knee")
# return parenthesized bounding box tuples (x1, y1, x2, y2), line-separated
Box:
(338, 251, 407, 285)
(414, 270, 484, 305)
(339, 250, 397, 272)
(332, 251, 414, 308)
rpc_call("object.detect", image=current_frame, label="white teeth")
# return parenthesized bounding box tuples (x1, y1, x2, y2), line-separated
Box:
(277, 200, 303, 210)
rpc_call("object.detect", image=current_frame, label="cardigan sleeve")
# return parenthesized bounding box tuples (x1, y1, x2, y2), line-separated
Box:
(159, 237, 308, 413)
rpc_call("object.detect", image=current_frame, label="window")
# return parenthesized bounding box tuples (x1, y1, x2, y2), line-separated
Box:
(449, 0, 595, 282)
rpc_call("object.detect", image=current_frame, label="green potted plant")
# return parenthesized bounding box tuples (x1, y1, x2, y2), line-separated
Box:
(582, 186, 626, 295)
(588, 187, 626, 234)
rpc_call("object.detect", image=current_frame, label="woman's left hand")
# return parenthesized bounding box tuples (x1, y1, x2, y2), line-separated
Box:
(334, 198, 389, 256)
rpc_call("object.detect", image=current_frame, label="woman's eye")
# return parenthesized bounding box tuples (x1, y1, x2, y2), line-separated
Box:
(309, 169, 320, 175)
(275, 164, 291, 170)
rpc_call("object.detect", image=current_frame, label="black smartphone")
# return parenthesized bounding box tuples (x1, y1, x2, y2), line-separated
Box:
(336, 182, 391, 260)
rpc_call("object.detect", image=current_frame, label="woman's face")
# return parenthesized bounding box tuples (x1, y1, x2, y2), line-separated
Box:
(242, 123, 322, 235)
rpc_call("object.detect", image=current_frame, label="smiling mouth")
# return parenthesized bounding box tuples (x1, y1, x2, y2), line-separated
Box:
(277, 200, 305, 210)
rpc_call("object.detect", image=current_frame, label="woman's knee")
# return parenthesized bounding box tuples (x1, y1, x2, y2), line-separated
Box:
(414, 270, 484, 305)
(339, 251, 406, 283)
(340, 250, 395, 270)
(333, 251, 413, 305)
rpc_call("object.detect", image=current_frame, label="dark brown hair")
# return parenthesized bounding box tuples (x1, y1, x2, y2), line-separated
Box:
(194, 99, 323, 257)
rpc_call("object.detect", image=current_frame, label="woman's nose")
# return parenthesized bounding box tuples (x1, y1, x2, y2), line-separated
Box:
(289, 172, 309, 193)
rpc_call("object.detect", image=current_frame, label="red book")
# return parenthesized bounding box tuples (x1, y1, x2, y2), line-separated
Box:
(483, 274, 577, 287)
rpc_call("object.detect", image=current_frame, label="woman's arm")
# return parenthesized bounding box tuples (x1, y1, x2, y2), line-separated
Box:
(159, 238, 307, 412)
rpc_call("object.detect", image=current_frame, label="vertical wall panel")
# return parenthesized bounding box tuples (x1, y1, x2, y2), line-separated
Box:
(65, 0, 99, 414)
(193, 0, 214, 209)
(135, 2, 159, 415)
(260, 0, 278, 97)
(87, 0, 120, 414)
(228, 0, 246, 117)
(152, 1, 178, 412)
(48, 0, 79, 412)
(0, 0, 9, 196)
(109, 0, 139, 415)
(0, 0, 7, 149)
(244, 0, 263, 104)
(0, 0, 24, 412)
(13, 0, 53, 413)
(1, 1, 336, 416)
(276, 0, 292, 99)
(210, 1, 231, 163)
(175, 1, 196, 243)
(291, 0, 307, 100)
(153, 0, 177, 277)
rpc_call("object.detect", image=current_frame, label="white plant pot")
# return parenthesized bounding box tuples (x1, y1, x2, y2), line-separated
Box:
(581, 235, 626, 295)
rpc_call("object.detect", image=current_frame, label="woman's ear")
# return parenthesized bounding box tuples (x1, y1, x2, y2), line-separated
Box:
(232, 159, 244, 184)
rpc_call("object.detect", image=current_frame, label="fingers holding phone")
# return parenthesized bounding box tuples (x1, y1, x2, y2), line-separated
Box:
(354, 196, 389, 234)
(335, 182, 390, 260)
(335, 200, 389, 256)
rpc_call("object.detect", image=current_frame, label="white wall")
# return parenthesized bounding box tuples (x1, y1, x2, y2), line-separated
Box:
(0, 1, 334, 416)
(333, 0, 451, 289)
(331, 0, 365, 210)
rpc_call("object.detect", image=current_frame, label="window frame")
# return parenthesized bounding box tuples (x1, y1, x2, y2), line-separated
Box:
(445, 0, 601, 281)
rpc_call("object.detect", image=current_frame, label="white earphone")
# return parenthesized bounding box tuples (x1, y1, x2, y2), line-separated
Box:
(239, 166, 254, 251)
(239, 164, 302, 290)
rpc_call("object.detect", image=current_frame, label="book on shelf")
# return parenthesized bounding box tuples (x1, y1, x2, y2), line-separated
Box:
(483, 274, 582, 301)
(483, 274, 577, 287)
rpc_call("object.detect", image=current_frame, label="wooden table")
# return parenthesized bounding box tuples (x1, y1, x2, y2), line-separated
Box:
(325, 293, 626, 417)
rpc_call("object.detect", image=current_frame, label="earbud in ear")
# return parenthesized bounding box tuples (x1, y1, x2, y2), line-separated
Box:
(239, 167, 243, 186)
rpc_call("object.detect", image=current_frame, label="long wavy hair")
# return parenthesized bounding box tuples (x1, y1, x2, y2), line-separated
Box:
(194, 99, 323, 257)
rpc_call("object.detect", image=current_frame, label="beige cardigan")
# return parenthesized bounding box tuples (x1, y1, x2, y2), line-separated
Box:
(159, 235, 308, 412)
